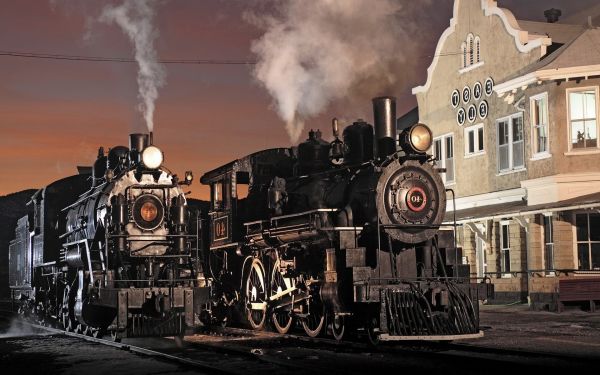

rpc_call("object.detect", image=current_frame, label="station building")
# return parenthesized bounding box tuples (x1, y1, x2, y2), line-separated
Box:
(411, 0, 600, 309)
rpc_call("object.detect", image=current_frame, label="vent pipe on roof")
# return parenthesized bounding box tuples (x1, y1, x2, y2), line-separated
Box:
(544, 8, 561, 23)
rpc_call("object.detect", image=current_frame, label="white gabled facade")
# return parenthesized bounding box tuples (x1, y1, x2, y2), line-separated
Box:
(411, 0, 600, 309)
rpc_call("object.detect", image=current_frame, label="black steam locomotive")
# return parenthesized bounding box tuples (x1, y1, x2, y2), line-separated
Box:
(9, 134, 209, 340)
(9, 97, 488, 343)
(201, 97, 487, 343)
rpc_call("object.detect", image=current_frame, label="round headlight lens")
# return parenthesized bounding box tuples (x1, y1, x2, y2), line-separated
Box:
(140, 202, 158, 222)
(141, 145, 163, 169)
(132, 194, 164, 230)
(409, 124, 433, 153)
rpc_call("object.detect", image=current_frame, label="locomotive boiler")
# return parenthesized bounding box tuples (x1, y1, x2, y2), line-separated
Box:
(201, 97, 487, 342)
(9, 134, 209, 340)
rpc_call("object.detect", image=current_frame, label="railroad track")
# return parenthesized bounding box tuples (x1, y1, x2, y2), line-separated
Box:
(1, 310, 597, 373)
(0, 310, 359, 374)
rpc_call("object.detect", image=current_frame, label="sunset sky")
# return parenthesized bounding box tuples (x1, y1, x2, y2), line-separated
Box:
(1, 0, 598, 200)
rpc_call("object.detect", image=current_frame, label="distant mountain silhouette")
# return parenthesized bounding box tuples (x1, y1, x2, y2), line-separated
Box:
(0, 189, 36, 298)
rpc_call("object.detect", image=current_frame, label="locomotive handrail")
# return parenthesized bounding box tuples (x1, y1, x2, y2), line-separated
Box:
(379, 224, 441, 229)
(269, 208, 339, 222)
(320, 226, 364, 231)
(61, 188, 105, 212)
(107, 234, 200, 239)
(59, 223, 87, 239)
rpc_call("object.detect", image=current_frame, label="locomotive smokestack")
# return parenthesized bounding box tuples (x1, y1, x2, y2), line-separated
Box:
(129, 133, 149, 153)
(129, 133, 149, 165)
(372, 96, 397, 159)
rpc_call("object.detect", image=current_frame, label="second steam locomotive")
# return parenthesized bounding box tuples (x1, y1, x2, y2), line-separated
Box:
(9, 97, 488, 343)
(201, 97, 485, 343)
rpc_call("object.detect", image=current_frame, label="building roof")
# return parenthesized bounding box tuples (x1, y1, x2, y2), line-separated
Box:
(516, 20, 584, 44)
(396, 106, 419, 131)
(444, 191, 600, 224)
(495, 27, 600, 94)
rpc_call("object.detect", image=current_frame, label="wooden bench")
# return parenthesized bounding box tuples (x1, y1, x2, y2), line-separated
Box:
(558, 278, 600, 312)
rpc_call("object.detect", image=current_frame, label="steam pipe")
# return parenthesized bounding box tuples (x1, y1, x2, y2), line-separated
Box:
(332, 118, 339, 138)
(372, 96, 397, 159)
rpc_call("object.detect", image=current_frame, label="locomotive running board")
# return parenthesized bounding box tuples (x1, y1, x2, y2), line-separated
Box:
(378, 331, 484, 341)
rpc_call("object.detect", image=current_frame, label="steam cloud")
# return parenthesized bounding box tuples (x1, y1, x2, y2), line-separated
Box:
(100, 0, 165, 132)
(249, 0, 426, 144)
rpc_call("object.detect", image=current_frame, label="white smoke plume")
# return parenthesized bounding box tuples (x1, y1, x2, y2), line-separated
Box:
(248, 0, 427, 144)
(100, 0, 165, 132)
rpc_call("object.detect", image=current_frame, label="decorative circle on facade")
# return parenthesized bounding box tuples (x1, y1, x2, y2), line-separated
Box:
(467, 104, 477, 123)
(473, 82, 482, 100)
(485, 77, 494, 96)
(456, 108, 466, 126)
(478, 100, 489, 119)
(451, 89, 460, 108)
(462, 86, 471, 104)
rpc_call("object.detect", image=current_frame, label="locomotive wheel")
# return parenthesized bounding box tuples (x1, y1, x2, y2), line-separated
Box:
(91, 328, 104, 338)
(366, 316, 380, 346)
(331, 315, 345, 341)
(244, 258, 267, 330)
(301, 303, 325, 338)
(61, 286, 75, 332)
(270, 260, 294, 334)
(110, 330, 122, 343)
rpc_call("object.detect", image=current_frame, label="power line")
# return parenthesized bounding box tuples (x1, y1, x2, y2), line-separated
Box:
(0, 50, 256, 65)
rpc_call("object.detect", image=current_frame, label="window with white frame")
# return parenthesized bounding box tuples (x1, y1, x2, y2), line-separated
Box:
(542, 214, 554, 273)
(497, 113, 524, 173)
(568, 87, 598, 150)
(576, 213, 600, 270)
(500, 221, 511, 275)
(460, 33, 483, 70)
(433, 134, 454, 184)
(468, 34, 474, 66)
(464, 123, 484, 156)
(530, 93, 549, 156)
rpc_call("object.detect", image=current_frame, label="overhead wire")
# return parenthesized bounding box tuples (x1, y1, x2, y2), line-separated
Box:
(0, 50, 257, 65)
(0, 49, 469, 65)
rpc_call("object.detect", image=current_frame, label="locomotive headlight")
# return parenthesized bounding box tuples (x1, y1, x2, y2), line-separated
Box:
(140, 201, 158, 222)
(133, 194, 164, 230)
(400, 123, 433, 154)
(141, 145, 163, 169)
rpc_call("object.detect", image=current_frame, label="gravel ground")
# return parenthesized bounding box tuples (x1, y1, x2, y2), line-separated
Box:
(461, 303, 600, 358)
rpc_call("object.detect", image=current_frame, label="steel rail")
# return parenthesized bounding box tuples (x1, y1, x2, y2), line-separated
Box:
(2, 317, 237, 375)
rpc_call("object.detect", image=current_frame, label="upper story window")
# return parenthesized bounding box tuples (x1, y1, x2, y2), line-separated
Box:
(433, 133, 454, 185)
(460, 33, 481, 70)
(568, 87, 598, 150)
(530, 92, 550, 157)
(497, 113, 525, 173)
(464, 123, 484, 157)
